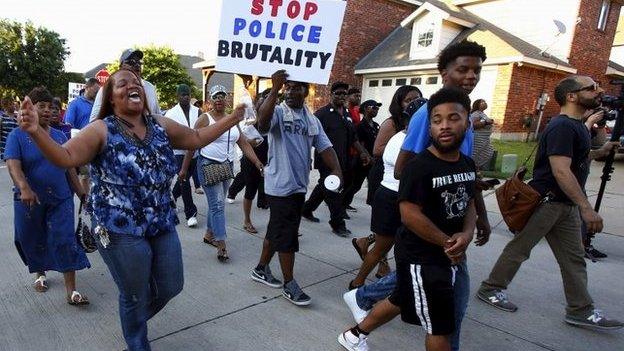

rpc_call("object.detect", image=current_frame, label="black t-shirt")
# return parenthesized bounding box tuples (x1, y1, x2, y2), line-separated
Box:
(530, 115, 591, 202)
(314, 104, 357, 170)
(396, 150, 476, 264)
(356, 119, 380, 155)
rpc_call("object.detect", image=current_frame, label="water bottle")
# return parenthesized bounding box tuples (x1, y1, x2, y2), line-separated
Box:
(239, 88, 257, 124)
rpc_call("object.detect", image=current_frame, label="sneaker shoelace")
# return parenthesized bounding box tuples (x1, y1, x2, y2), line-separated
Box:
(287, 281, 305, 298)
(589, 310, 604, 322)
(495, 291, 509, 303)
(358, 334, 368, 349)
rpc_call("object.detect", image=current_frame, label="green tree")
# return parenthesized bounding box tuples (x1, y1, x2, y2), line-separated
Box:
(107, 45, 196, 109)
(51, 72, 85, 102)
(0, 20, 69, 97)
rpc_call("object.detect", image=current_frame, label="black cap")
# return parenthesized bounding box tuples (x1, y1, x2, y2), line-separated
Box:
(120, 48, 144, 64)
(331, 81, 349, 92)
(360, 99, 382, 111)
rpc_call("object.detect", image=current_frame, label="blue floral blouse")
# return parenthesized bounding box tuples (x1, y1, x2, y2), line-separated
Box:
(89, 115, 179, 237)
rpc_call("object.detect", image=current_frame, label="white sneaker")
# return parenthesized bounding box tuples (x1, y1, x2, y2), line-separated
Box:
(187, 216, 198, 227)
(343, 289, 369, 324)
(226, 198, 235, 204)
(338, 330, 369, 351)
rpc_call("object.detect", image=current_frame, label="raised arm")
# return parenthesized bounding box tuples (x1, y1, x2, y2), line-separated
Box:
(258, 70, 287, 133)
(157, 105, 244, 151)
(18, 97, 106, 168)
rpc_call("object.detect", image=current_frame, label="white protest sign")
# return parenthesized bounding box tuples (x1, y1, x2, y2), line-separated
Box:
(68, 82, 85, 102)
(216, 0, 346, 84)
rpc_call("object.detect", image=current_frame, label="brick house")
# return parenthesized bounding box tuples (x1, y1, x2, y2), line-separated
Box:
(194, 0, 418, 109)
(356, 0, 624, 139)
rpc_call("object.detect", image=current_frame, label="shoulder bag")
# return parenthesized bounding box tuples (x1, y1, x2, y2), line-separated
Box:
(495, 144, 545, 234)
(75, 199, 98, 253)
(201, 129, 234, 186)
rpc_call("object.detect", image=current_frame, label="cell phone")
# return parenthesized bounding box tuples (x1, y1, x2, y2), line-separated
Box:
(483, 178, 501, 186)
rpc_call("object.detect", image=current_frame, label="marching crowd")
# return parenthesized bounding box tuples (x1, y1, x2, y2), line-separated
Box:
(2, 40, 623, 351)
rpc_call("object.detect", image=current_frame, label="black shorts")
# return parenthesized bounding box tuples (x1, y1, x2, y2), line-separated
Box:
(370, 185, 401, 237)
(366, 158, 384, 206)
(266, 193, 305, 253)
(389, 262, 457, 336)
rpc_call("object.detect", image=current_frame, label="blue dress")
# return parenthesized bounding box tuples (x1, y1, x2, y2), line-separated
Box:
(89, 115, 178, 237)
(4, 128, 90, 273)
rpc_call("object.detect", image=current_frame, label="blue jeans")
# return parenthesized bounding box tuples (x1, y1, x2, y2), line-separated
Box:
(97, 231, 184, 351)
(356, 261, 469, 351)
(197, 157, 232, 241)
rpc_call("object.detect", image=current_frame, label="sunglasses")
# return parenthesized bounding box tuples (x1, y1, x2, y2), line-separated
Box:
(212, 94, 226, 101)
(124, 59, 142, 67)
(571, 82, 599, 93)
(333, 91, 348, 96)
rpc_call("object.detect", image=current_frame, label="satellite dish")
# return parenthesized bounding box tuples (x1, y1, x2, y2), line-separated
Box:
(553, 19, 567, 34)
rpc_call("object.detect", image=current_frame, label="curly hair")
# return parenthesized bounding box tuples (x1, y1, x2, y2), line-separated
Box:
(27, 86, 53, 105)
(427, 87, 471, 119)
(437, 41, 487, 72)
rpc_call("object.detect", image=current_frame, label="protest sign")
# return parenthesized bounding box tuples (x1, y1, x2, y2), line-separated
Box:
(68, 82, 85, 102)
(216, 0, 346, 84)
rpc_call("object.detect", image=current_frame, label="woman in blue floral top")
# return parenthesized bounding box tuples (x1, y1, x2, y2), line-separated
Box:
(16, 69, 244, 351)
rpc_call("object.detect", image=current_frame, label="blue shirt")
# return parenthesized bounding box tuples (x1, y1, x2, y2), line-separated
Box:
(64, 96, 93, 129)
(89, 115, 179, 237)
(402, 103, 473, 155)
(1, 111, 18, 160)
(4, 128, 72, 203)
(264, 105, 333, 197)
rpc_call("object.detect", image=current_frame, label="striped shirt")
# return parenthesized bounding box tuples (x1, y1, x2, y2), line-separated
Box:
(1, 113, 19, 160)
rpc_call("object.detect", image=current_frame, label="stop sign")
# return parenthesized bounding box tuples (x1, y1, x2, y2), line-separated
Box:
(95, 69, 110, 85)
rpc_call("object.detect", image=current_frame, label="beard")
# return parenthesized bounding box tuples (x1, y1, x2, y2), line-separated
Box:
(579, 95, 601, 110)
(430, 132, 466, 153)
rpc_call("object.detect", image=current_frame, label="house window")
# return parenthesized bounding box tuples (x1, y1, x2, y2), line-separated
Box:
(382, 79, 393, 87)
(598, 0, 610, 31)
(396, 78, 407, 86)
(411, 77, 422, 85)
(417, 24, 435, 48)
(368, 80, 379, 87)
(426, 76, 438, 85)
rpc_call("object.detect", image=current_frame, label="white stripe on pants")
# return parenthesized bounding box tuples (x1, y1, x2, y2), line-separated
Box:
(411, 264, 432, 334)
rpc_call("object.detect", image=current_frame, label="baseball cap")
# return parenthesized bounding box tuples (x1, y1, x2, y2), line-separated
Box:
(120, 48, 144, 64)
(209, 85, 227, 99)
(360, 99, 382, 111)
(331, 81, 350, 93)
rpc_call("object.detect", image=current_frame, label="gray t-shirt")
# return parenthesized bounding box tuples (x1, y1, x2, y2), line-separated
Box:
(264, 105, 332, 197)
(89, 79, 161, 121)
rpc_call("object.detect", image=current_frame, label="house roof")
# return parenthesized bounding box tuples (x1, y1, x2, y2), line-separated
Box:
(84, 63, 110, 79)
(607, 60, 624, 77)
(356, 0, 575, 74)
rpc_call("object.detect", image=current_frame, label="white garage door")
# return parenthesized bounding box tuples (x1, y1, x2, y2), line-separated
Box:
(361, 75, 443, 124)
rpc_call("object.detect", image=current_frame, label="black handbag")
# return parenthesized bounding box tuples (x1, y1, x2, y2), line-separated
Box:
(201, 130, 234, 186)
(75, 199, 98, 253)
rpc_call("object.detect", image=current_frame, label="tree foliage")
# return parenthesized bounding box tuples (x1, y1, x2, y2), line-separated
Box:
(107, 45, 198, 109)
(0, 20, 69, 97)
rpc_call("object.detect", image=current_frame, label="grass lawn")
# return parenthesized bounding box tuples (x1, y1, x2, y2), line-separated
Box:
(482, 139, 538, 179)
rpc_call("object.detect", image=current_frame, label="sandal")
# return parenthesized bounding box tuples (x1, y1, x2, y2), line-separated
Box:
(217, 248, 230, 262)
(243, 223, 258, 234)
(375, 258, 391, 279)
(351, 238, 368, 261)
(34, 275, 48, 292)
(67, 291, 90, 306)
(203, 235, 218, 247)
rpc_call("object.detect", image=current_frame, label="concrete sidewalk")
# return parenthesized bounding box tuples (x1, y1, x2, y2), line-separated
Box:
(0, 158, 622, 351)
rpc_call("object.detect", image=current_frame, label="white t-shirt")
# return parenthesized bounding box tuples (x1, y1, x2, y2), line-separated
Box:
(380, 131, 406, 192)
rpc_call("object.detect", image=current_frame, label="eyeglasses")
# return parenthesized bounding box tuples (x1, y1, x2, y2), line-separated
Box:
(367, 106, 379, 110)
(333, 91, 348, 96)
(571, 82, 599, 93)
(124, 59, 142, 67)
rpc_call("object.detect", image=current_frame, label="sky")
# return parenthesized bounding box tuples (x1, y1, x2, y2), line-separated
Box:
(2, 0, 224, 73)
